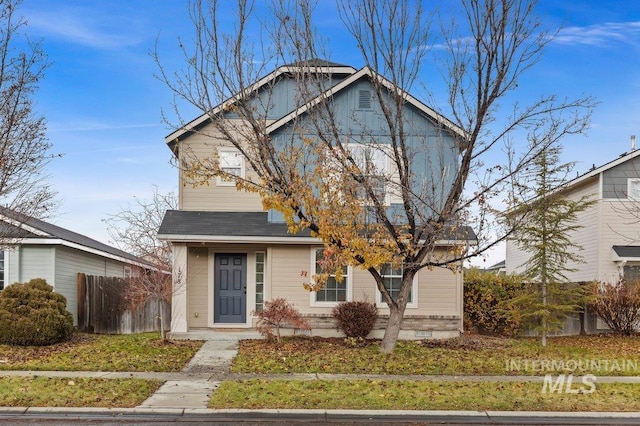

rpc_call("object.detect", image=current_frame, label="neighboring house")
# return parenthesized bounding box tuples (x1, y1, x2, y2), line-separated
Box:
(0, 208, 154, 325)
(505, 148, 640, 333)
(484, 260, 506, 275)
(158, 59, 474, 339)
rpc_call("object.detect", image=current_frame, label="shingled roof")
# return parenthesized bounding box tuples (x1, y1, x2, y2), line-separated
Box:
(0, 207, 154, 268)
(157, 210, 476, 244)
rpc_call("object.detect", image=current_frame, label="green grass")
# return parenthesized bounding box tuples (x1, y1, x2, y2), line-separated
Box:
(232, 334, 640, 376)
(210, 379, 640, 411)
(0, 377, 163, 407)
(0, 332, 203, 372)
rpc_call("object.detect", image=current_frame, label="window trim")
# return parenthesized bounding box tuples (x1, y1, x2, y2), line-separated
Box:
(375, 264, 418, 309)
(347, 143, 389, 205)
(309, 247, 352, 307)
(216, 150, 245, 186)
(255, 251, 265, 312)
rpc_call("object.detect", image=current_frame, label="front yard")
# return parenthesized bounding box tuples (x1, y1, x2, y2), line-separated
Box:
(212, 333, 640, 411)
(3, 331, 640, 411)
(0, 332, 202, 407)
(0, 332, 202, 372)
(231, 334, 640, 376)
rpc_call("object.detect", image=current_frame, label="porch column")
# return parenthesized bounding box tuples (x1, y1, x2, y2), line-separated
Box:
(171, 244, 188, 333)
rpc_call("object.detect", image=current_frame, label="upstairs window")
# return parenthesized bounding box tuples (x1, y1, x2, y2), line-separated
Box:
(348, 144, 387, 203)
(217, 150, 244, 186)
(628, 178, 640, 200)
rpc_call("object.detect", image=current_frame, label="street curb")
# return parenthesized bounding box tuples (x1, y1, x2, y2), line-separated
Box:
(2, 407, 640, 418)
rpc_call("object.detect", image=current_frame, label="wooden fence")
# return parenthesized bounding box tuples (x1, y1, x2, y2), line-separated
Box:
(77, 273, 171, 334)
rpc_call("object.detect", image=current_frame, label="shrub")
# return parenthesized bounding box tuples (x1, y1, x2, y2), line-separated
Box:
(332, 300, 378, 339)
(0, 278, 74, 346)
(253, 298, 310, 343)
(463, 268, 526, 337)
(591, 278, 640, 335)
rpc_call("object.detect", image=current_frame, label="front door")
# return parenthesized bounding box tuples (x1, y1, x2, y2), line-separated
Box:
(214, 253, 247, 323)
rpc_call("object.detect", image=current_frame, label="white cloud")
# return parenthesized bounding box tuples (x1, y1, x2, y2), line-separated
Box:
(24, 6, 146, 50)
(554, 22, 640, 47)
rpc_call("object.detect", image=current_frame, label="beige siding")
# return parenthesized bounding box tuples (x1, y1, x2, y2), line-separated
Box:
(560, 180, 600, 282)
(506, 178, 599, 281)
(600, 200, 640, 283)
(187, 247, 209, 328)
(179, 126, 263, 212)
(269, 245, 316, 313)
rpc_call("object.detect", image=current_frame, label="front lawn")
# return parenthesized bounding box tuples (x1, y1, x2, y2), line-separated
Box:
(0, 377, 162, 407)
(232, 334, 640, 376)
(0, 332, 203, 372)
(210, 379, 640, 411)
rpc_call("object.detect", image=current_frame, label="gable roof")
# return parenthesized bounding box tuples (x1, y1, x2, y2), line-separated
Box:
(563, 149, 640, 192)
(265, 66, 466, 139)
(165, 58, 358, 147)
(157, 210, 476, 245)
(165, 60, 466, 149)
(0, 208, 154, 268)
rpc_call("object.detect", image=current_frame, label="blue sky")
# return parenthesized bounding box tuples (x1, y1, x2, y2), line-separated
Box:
(16, 0, 640, 264)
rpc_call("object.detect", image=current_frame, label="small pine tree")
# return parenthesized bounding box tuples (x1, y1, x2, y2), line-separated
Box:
(509, 143, 595, 346)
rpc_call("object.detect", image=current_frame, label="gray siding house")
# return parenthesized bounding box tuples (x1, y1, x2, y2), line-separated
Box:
(0, 208, 153, 325)
(506, 148, 640, 333)
(159, 60, 473, 339)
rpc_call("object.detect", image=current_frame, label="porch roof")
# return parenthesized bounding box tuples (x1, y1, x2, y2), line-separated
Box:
(613, 245, 640, 260)
(157, 210, 476, 245)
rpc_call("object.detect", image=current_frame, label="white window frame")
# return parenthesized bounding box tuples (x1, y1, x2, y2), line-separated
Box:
(347, 143, 389, 205)
(375, 264, 418, 309)
(309, 247, 352, 307)
(628, 178, 640, 201)
(217, 150, 245, 186)
(254, 251, 265, 312)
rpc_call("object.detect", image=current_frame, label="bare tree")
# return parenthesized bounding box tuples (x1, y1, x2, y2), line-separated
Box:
(104, 188, 178, 340)
(103, 187, 177, 269)
(0, 0, 57, 223)
(156, 0, 595, 352)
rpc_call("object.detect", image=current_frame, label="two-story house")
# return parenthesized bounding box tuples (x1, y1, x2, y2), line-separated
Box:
(506, 147, 640, 333)
(158, 60, 473, 339)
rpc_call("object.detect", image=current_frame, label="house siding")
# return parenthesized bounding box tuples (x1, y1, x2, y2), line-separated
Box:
(19, 246, 55, 284)
(178, 129, 263, 212)
(182, 243, 461, 336)
(187, 246, 209, 328)
(600, 200, 640, 282)
(602, 155, 640, 199)
(55, 245, 131, 325)
(505, 178, 599, 282)
(6, 246, 20, 285)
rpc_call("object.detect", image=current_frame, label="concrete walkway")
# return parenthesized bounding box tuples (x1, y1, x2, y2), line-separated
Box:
(138, 339, 240, 409)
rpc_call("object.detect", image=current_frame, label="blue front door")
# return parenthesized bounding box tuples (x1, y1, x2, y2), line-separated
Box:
(214, 253, 247, 323)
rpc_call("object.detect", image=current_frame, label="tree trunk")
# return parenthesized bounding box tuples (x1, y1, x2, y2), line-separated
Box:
(379, 273, 414, 353)
(159, 300, 166, 341)
(380, 303, 406, 353)
(542, 281, 547, 347)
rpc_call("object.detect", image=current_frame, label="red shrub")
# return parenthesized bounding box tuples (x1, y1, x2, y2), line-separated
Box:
(253, 298, 310, 342)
